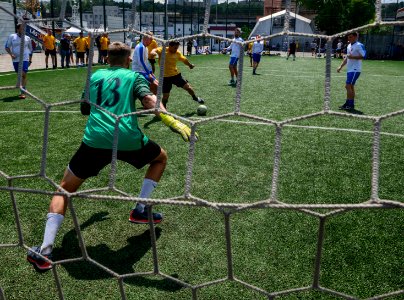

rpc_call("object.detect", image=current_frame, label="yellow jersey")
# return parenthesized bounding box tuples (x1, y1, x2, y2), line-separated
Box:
(85, 36, 91, 49)
(154, 47, 188, 77)
(147, 39, 158, 59)
(43, 34, 55, 50)
(74, 37, 88, 52)
(100, 37, 110, 50)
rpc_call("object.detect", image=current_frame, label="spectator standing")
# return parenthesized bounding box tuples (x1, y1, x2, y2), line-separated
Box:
(59, 33, 71, 68)
(43, 29, 57, 69)
(4, 23, 33, 99)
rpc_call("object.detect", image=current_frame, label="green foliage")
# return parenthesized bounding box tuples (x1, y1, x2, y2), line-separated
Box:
(301, 0, 376, 34)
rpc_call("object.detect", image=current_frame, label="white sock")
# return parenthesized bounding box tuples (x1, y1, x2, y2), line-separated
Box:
(40, 213, 64, 255)
(133, 178, 158, 212)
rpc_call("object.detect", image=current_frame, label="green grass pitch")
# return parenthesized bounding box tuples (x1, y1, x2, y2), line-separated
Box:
(0, 54, 403, 300)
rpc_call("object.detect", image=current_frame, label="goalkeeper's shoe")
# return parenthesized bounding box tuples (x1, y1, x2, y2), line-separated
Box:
(129, 207, 163, 224)
(27, 246, 53, 272)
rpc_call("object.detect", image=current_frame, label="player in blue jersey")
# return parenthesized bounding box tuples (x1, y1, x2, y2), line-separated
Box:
(337, 32, 366, 111)
(132, 31, 159, 95)
(27, 42, 197, 272)
(223, 28, 243, 86)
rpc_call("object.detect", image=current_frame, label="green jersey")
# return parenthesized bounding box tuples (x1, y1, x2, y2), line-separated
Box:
(83, 67, 152, 150)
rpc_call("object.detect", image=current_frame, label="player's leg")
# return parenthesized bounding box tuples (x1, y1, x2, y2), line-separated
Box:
(45, 50, 49, 69)
(52, 51, 56, 69)
(128, 141, 167, 224)
(19, 63, 29, 98)
(175, 73, 204, 104)
(162, 93, 170, 108)
(339, 72, 360, 110)
(27, 168, 85, 271)
(182, 82, 205, 104)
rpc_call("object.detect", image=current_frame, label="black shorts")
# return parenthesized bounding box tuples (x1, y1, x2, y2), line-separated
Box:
(101, 50, 108, 57)
(77, 52, 85, 59)
(163, 73, 188, 94)
(148, 58, 156, 64)
(68, 140, 161, 179)
(45, 49, 56, 56)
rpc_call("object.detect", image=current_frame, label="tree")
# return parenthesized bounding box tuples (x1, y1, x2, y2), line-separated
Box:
(301, 0, 376, 35)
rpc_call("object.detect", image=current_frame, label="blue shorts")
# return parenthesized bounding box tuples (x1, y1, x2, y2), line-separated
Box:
(13, 61, 29, 73)
(346, 72, 361, 85)
(229, 57, 239, 66)
(252, 53, 261, 63)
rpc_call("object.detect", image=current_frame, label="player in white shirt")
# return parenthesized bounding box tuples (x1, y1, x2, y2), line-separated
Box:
(252, 35, 264, 75)
(223, 28, 244, 86)
(132, 32, 158, 94)
(337, 32, 366, 111)
(4, 23, 33, 99)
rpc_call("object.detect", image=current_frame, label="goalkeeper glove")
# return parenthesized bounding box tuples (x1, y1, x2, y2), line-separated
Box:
(160, 114, 198, 142)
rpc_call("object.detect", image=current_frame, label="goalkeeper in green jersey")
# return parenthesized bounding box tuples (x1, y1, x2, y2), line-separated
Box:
(27, 41, 197, 272)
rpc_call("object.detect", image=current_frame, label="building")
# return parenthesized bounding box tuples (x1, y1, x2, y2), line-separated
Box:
(0, 2, 15, 54)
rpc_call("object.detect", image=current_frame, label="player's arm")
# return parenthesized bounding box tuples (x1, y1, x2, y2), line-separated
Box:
(141, 94, 197, 142)
(5, 39, 16, 59)
(337, 57, 347, 72)
(179, 53, 194, 69)
(28, 38, 33, 65)
(136, 76, 197, 142)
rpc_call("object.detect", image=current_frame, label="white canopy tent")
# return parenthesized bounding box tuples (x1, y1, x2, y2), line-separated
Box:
(249, 10, 316, 52)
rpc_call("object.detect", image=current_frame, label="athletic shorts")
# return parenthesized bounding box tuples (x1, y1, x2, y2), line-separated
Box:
(252, 53, 261, 63)
(148, 58, 156, 64)
(101, 50, 108, 57)
(68, 140, 161, 179)
(229, 57, 239, 66)
(162, 73, 187, 93)
(77, 52, 85, 59)
(13, 61, 29, 73)
(45, 49, 56, 56)
(346, 72, 361, 85)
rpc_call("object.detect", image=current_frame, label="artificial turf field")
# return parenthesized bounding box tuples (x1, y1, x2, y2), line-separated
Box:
(0, 54, 403, 299)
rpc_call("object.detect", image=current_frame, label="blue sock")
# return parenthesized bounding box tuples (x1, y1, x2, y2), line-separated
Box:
(347, 99, 354, 106)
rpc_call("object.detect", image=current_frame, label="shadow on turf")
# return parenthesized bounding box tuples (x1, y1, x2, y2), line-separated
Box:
(1, 95, 24, 102)
(53, 212, 182, 291)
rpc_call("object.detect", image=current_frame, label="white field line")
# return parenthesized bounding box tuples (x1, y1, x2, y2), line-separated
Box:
(1, 109, 403, 139)
(1, 65, 404, 78)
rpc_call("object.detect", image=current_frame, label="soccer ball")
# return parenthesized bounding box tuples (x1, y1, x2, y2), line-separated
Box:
(197, 105, 208, 116)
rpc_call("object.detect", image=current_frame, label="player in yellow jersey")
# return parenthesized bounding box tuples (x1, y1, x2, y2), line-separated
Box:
(147, 38, 158, 73)
(100, 33, 110, 64)
(43, 29, 56, 69)
(150, 41, 204, 108)
(73, 31, 88, 67)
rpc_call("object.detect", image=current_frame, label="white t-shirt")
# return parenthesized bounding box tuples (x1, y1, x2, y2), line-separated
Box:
(227, 37, 244, 58)
(347, 41, 366, 73)
(131, 42, 152, 75)
(252, 41, 264, 54)
(5, 33, 33, 62)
